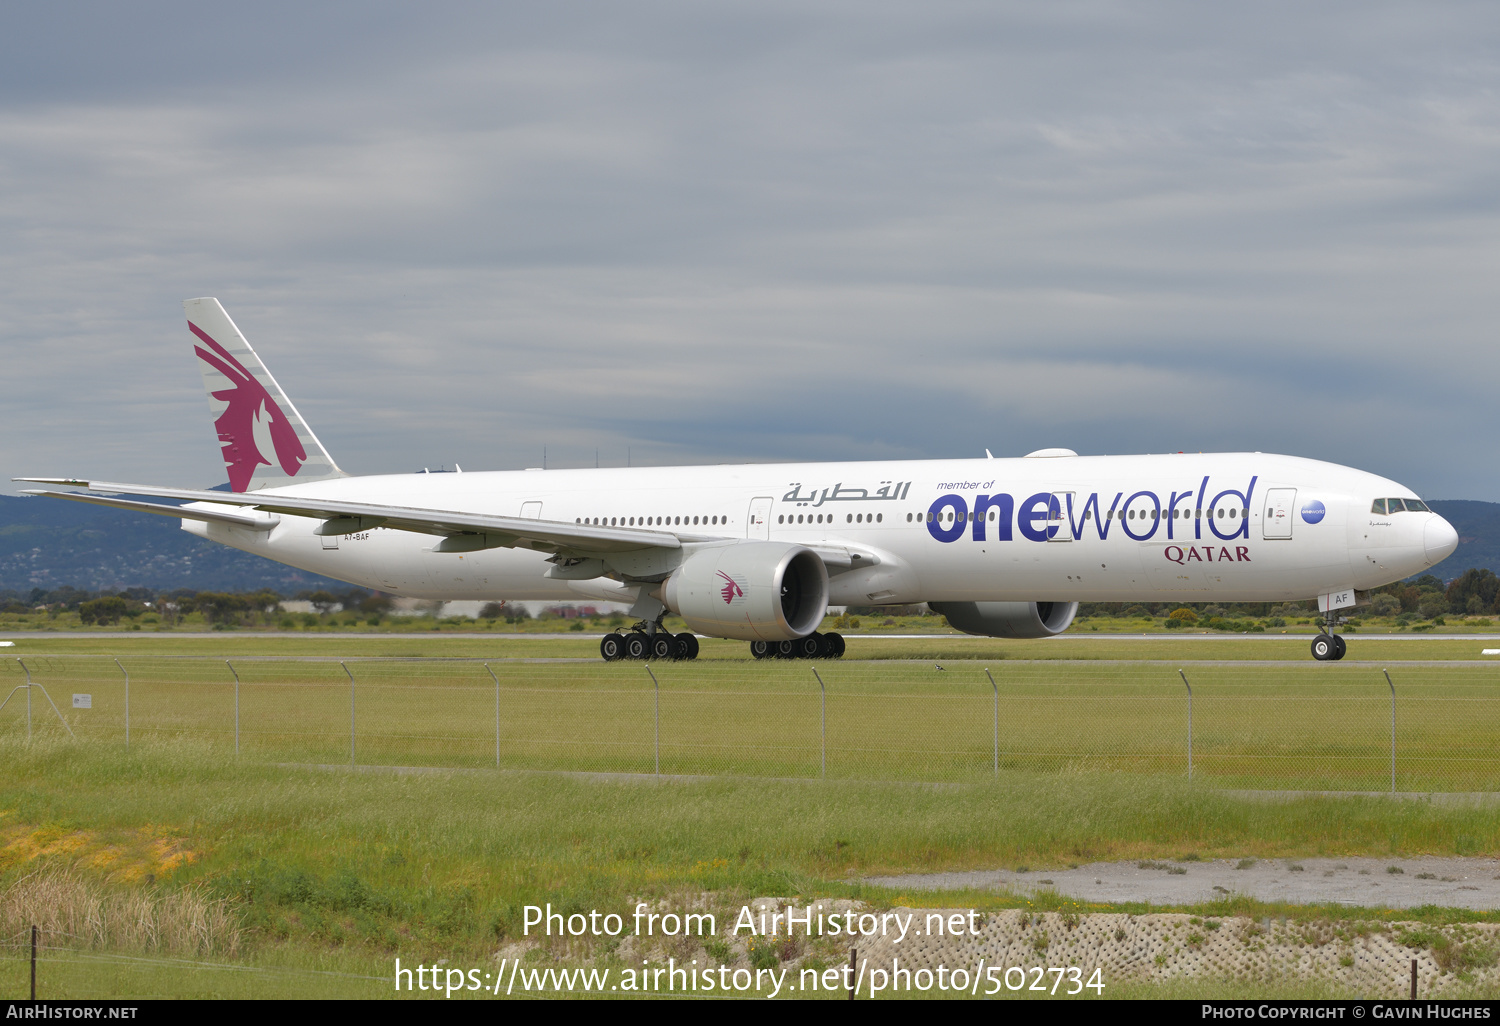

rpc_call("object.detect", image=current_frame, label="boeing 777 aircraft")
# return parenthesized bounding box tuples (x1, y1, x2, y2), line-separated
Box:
(17, 299, 1459, 662)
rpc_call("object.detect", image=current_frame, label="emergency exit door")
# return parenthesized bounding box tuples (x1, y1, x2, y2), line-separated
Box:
(1263, 488, 1296, 539)
(747, 497, 772, 540)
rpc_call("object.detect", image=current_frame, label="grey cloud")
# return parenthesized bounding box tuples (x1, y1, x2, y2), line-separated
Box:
(1, 2, 1497, 502)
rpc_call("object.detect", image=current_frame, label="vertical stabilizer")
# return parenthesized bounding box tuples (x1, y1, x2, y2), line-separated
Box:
(184, 297, 346, 492)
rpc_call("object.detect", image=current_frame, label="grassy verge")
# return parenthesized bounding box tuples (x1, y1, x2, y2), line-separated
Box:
(1, 634, 1496, 661)
(4, 737, 1500, 995)
(2, 651, 1498, 790)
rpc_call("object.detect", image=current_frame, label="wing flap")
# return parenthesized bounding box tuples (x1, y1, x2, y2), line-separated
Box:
(13, 477, 701, 554)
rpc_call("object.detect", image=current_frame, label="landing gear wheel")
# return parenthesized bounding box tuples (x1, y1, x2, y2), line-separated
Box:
(1311, 634, 1336, 661)
(625, 633, 650, 660)
(775, 640, 797, 659)
(795, 634, 825, 659)
(650, 634, 675, 661)
(675, 633, 699, 660)
(750, 640, 772, 660)
(824, 632, 845, 658)
(1333, 634, 1347, 661)
(600, 633, 625, 661)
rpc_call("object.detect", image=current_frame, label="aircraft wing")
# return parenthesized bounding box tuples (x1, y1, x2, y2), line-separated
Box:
(14, 478, 711, 554)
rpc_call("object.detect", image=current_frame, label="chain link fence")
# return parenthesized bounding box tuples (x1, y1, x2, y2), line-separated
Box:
(2, 655, 1498, 791)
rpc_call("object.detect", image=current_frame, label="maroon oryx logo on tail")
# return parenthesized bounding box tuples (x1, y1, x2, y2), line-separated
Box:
(190, 322, 307, 492)
(716, 571, 744, 604)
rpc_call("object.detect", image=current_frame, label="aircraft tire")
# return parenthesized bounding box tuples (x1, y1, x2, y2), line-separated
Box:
(600, 633, 625, 661)
(1333, 634, 1347, 660)
(824, 632, 846, 658)
(625, 633, 650, 660)
(1311, 634, 1336, 661)
(675, 633, 699, 660)
(650, 634, 675, 661)
(775, 639, 798, 659)
(750, 640, 772, 660)
(795, 634, 824, 659)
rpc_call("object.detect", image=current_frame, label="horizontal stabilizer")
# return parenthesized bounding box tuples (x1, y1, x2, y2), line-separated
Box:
(20, 489, 280, 530)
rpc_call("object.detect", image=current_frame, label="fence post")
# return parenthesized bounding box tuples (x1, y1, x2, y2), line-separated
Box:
(986, 668, 998, 777)
(19, 659, 32, 740)
(485, 663, 500, 768)
(645, 664, 660, 775)
(1384, 669, 1396, 795)
(114, 659, 129, 750)
(1178, 669, 1193, 781)
(225, 661, 240, 754)
(342, 662, 355, 767)
(6, 660, 74, 740)
(812, 668, 827, 778)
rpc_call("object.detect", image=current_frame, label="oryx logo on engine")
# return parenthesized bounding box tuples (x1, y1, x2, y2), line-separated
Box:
(716, 572, 744, 604)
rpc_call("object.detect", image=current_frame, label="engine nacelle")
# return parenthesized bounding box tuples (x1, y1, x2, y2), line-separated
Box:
(929, 600, 1079, 639)
(663, 542, 829, 641)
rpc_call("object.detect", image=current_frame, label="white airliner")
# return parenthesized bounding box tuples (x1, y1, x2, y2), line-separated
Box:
(17, 299, 1459, 662)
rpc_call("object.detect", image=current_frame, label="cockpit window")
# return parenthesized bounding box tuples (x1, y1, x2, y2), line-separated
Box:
(1372, 497, 1429, 514)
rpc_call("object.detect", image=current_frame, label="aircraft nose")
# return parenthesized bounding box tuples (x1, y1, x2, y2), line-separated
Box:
(1424, 515, 1459, 566)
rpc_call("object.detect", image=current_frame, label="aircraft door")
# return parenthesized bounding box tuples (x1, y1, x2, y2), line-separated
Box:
(520, 501, 542, 519)
(747, 497, 773, 540)
(1049, 492, 1074, 541)
(1263, 488, 1296, 539)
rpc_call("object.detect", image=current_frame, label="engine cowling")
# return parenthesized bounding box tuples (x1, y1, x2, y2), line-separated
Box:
(663, 542, 829, 641)
(929, 601, 1078, 639)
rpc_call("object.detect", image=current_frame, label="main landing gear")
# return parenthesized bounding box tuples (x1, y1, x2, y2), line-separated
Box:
(599, 615, 700, 662)
(749, 632, 846, 660)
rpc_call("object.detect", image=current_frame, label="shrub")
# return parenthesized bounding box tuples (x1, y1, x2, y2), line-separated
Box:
(1168, 608, 1198, 624)
(79, 596, 129, 625)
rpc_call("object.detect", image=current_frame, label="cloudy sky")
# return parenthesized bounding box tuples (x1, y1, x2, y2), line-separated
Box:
(2, 2, 1497, 498)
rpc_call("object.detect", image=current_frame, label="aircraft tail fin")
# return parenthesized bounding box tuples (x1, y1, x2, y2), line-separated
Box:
(184, 297, 346, 492)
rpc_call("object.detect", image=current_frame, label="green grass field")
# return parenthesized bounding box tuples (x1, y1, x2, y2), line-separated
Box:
(5, 736, 1500, 998)
(5, 631, 1498, 661)
(2, 635, 1499, 999)
(2, 636, 1498, 790)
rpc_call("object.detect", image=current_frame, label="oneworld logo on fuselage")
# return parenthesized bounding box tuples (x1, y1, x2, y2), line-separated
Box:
(925, 475, 1260, 548)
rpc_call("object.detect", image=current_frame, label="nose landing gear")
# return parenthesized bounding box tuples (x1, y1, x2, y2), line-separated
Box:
(1311, 610, 1349, 661)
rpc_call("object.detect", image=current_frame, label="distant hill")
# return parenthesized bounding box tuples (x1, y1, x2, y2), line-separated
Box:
(0, 493, 346, 595)
(1, 492, 1496, 597)
(1426, 500, 1500, 581)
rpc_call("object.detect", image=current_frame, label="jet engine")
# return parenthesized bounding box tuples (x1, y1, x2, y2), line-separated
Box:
(662, 542, 828, 641)
(928, 600, 1079, 639)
